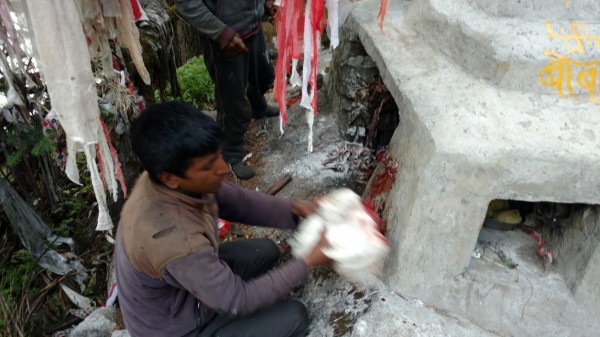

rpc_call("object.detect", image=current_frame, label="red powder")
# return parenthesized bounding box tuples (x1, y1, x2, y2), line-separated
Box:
(363, 153, 398, 235)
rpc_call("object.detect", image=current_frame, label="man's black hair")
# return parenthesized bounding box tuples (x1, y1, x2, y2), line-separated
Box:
(130, 101, 224, 184)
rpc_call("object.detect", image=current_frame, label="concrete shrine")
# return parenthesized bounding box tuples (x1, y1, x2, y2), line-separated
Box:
(333, 0, 600, 335)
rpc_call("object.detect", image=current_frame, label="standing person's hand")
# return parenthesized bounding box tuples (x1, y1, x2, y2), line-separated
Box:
(224, 34, 249, 55)
(265, 0, 278, 16)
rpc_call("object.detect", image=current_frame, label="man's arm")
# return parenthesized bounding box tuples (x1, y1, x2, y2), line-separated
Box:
(161, 247, 308, 315)
(175, 0, 236, 49)
(216, 182, 299, 229)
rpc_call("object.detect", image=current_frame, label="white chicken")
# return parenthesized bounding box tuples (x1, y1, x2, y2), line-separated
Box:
(290, 188, 390, 283)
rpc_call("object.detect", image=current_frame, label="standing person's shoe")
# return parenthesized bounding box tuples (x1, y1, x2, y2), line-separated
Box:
(230, 163, 256, 180)
(253, 105, 280, 119)
(264, 105, 280, 118)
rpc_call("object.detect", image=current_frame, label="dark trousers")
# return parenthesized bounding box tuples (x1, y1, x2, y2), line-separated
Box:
(198, 239, 309, 337)
(202, 28, 275, 165)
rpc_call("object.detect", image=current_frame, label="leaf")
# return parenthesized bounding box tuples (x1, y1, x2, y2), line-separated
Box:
(155, 57, 215, 109)
(31, 137, 55, 157)
(6, 152, 22, 167)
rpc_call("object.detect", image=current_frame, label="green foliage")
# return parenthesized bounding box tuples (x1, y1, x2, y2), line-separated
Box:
(99, 105, 113, 119)
(4, 117, 56, 167)
(155, 56, 215, 109)
(31, 137, 55, 157)
(0, 249, 39, 335)
(50, 180, 94, 236)
(6, 152, 22, 167)
(0, 250, 38, 296)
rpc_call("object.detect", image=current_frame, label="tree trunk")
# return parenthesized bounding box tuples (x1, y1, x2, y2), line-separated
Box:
(162, 0, 204, 67)
(173, 18, 204, 66)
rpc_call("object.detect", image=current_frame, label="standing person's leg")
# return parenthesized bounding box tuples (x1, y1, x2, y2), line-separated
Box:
(246, 28, 277, 119)
(201, 37, 255, 179)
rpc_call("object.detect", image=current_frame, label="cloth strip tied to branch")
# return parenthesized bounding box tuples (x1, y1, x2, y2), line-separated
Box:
(26, 0, 149, 231)
(273, 0, 387, 151)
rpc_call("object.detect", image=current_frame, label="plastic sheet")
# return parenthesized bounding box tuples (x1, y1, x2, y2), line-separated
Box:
(61, 284, 93, 308)
(0, 179, 87, 287)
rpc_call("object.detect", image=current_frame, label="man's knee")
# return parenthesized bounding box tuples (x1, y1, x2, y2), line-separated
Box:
(255, 238, 281, 262)
(283, 300, 309, 337)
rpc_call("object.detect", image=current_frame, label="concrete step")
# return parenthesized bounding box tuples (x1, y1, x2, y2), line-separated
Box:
(406, 0, 600, 94)
(470, 0, 600, 20)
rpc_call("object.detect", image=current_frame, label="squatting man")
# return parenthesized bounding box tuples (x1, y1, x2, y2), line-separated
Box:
(114, 101, 331, 337)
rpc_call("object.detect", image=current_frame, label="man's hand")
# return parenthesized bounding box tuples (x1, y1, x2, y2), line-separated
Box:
(224, 34, 249, 55)
(265, 0, 278, 16)
(303, 232, 332, 267)
(291, 201, 318, 219)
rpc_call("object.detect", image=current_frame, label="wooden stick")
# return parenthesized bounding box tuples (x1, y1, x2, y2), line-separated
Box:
(45, 315, 83, 335)
(265, 175, 292, 196)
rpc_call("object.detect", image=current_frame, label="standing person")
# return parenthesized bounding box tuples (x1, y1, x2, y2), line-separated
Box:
(114, 102, 330, 337)
(175, 0, 280, 180)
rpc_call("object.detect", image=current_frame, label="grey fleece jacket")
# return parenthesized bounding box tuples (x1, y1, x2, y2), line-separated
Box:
(175, 0, 266, 48)
(114, 173, 308, 337)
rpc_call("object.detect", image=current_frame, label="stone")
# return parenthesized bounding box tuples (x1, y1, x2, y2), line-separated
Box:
(357, 127, 366, 138)
(111, 330, 130, 337)
(347, 126, 357, 137)
(68, 307, 118, 337)
(327, 26, 396, 145)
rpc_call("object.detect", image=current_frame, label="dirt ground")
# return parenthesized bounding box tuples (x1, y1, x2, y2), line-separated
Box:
(212, 84, 380, 337)
(218, 80, 363, 239)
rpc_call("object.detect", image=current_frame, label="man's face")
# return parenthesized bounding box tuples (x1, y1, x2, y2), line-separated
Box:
(161, 150, 230, 196)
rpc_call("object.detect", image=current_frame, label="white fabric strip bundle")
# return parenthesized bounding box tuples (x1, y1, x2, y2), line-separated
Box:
(26, 0, 149, 232)
(290, 188, 390, 283)
(28, 0, 113, 231)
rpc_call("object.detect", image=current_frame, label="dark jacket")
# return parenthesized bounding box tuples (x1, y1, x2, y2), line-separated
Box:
(114, 173, 308, 337)
(176, 0, 265, 48)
